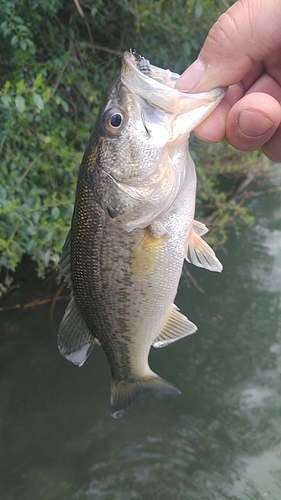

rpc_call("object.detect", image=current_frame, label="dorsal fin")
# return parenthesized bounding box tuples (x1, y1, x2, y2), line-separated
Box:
(185, 227, 223, 272)
(58, 230, 72, 291)
(153, 304, 197, 348)
(58, 298, 95, 367)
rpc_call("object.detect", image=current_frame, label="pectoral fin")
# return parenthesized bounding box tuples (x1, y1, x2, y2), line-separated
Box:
(153, 304, 197, 348)
(192, 220, 209, 236)
(130, 229, 165, 280)
(58, 298, 95, 367)
(185, 227, 223, 272)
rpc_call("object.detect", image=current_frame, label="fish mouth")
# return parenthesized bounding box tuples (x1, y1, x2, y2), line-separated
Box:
(120, 50, 226, 118)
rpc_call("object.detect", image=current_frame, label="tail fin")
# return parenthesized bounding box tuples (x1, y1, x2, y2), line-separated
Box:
(110, 373, 181, 418)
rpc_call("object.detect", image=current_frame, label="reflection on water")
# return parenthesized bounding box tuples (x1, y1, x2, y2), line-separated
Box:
(1, 166, 281, 500)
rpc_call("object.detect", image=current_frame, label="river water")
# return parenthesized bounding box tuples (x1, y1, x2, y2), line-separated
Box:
(1, 166, 281, 500)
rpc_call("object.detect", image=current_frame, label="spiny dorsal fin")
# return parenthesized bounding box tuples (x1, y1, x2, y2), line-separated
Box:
(58, 230, 72, 291)
(130, 229, 165, 280)
(153, 304, 197, 348)
(58, 298, 95, 367)
(185, 229, 223, 272)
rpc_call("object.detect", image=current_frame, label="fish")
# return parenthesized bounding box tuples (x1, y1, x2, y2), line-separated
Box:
(58, 50, 226, 418)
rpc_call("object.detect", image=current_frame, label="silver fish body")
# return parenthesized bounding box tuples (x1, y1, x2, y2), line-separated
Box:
(58, 52, 225, 418)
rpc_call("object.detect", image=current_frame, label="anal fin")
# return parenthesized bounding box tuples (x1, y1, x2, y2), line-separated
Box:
(153, 304, 197, 348)
(58, 298, 95, 367)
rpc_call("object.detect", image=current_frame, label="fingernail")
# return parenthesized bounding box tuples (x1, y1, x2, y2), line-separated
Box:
(238, 110, 274, 137)
(176, 59, 206, 92)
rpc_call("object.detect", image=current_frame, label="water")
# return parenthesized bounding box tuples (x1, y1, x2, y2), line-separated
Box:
(1, 167, 281, 500)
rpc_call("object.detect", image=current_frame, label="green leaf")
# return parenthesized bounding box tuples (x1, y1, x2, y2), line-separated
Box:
(11, 35, 18, 46)
(16, 79, 25, 93)
(18, 25, 29, 33)
(26, 225, 39, 236)
(195, 1, 203, 18)
(60, 99, 69, 112)
(32, 92, 44, 110)
(0, 21, 8, 31)
(1, 95, 12, 107)
(183, 41, 191, 58)
(51, 206, 60, 219)
(15, 95, 25, 113)
(13, 16, 25, 24)
(26, 38, 36, 50)
(3, 27, 12, 37)
(20, 39, 27, 51)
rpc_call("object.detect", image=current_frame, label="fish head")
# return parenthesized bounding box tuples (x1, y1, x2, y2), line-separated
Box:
(96, 71, 171, 185)
(90, 52, 226, 231)
(98, 52, 226, 181)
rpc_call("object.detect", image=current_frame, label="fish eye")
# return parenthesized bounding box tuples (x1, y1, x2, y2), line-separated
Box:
(103, 109, 124, 134)
(110, 113, 122, 127)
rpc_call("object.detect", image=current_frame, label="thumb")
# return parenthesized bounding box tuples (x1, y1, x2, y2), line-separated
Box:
(176, 0, 281, 92)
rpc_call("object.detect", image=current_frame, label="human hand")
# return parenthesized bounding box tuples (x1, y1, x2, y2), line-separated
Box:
(175, 0, 281, 162)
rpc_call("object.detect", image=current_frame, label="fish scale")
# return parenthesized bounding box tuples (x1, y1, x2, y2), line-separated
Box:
(58, 51, 226, 418)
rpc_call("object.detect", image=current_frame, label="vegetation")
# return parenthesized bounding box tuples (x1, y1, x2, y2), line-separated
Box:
(0, 0, 268, 286)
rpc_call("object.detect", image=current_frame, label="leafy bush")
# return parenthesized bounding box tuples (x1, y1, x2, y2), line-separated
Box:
(1, 0, 263, 280)
(0, 0, 125, 274)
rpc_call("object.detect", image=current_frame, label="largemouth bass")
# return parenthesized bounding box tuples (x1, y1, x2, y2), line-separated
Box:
(58, 51, 225, 418)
